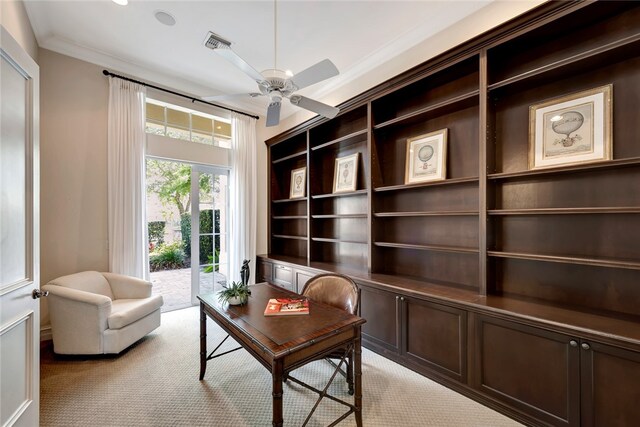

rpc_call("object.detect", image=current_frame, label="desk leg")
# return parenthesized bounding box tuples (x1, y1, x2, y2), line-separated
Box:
(272, 359, 284, 427)
(354, 325, 363, 427)
(199, 302, 207, 380)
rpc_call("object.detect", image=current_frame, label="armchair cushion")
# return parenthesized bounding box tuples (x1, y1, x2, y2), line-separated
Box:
(103, 272, 153, 299)
(47, 271, 114, 299)
(109, 296, 163, 329)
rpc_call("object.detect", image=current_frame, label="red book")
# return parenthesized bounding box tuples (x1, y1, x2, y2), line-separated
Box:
(264, 298, 310, 316)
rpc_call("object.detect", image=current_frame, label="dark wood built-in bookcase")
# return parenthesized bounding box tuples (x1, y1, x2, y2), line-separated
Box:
(262, 2, 640, 425)
(309, 105, 369, 270)
(269, 131, 308, 259)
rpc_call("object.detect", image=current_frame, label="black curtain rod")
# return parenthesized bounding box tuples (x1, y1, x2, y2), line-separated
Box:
(102, 69, 259, 120)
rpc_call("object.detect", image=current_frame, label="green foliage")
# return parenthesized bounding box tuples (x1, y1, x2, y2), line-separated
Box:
(146, 159, 213, 217)
(147, 221, 165, 248)
(180, 209, 221, 262)
(149, 241, 186, 272)
(180, 213, 191, 257)
(203, 249, 220, 273)
(217, 281, 251, 305)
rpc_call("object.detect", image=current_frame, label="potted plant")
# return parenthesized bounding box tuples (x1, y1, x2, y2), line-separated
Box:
(217, 281, 251, 306)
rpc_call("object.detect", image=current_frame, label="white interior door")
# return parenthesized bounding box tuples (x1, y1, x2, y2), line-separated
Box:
(0, 26, 40, 427)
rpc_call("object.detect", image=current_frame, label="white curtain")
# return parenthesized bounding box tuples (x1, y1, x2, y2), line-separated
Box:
(229, 113, 257, 283)
(107, 78, 148, 279)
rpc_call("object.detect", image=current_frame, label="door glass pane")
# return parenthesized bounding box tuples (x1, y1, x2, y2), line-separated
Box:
(146, 159, 191, 311)
(199, 171, 228, 295)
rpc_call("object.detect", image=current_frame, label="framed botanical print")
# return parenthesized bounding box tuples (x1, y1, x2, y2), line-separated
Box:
(289, 166, 306, 199)
(405, 129, 448, 184)
(333, 153, 359, 193)
(529, 84, 612, 170)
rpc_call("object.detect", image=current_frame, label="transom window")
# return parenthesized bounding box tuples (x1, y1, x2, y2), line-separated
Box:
(146, 99, 231, 148)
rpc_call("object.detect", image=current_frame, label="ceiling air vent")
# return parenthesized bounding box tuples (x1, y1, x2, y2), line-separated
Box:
(204, 32, 232, 50)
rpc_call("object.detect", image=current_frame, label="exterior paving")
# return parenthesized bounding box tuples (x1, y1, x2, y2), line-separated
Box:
(150, 268, 227, 312)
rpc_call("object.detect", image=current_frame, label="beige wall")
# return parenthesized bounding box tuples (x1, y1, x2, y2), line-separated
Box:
(39, 48, 110, 326)
(1, 0, 38, 61)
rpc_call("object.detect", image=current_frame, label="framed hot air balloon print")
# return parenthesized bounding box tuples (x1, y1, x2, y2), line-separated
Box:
(333, 153, 359, 193)
(529, 84, 612, 170)
(405, 128, 448, 184)
(289, 167, 306, 199)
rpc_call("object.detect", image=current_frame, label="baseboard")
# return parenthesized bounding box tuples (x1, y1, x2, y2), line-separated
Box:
(40, 325, 52, 341)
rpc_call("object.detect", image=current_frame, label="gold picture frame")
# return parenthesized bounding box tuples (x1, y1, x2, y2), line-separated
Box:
(332, 153, 359, 193)
(289, 166, 306, 199)
(404, 129, 448, 184)
(529, 84, 612, 170)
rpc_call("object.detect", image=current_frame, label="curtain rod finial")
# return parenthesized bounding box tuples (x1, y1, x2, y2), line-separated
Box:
(103, 70, 110, 76)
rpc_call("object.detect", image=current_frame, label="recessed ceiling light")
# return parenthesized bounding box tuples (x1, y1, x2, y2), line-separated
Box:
(155, 10, 176, 26)
(112, 0, 128, 5)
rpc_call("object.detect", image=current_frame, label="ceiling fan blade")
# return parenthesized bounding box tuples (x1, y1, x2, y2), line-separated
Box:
(204, 32, 264, 83)
(289, 59, 339, 90)
(290, 95, 339, 119)
(266, 101, 281, 127)
(202, 93, 262, 102)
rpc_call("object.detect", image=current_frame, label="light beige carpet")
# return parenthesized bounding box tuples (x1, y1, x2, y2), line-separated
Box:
(40, 307, 521, 427)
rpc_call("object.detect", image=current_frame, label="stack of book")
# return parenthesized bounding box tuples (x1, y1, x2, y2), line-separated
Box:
(264, 298, 309, 316)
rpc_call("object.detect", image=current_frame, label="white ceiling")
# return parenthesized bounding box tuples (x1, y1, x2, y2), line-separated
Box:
(24, 0, 496, 123)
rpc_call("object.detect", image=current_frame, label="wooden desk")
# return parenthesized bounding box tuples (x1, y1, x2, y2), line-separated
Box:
(198, 282, 365, 427)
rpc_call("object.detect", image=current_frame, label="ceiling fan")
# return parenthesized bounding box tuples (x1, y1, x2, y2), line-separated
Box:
(203, 1, 340, 127)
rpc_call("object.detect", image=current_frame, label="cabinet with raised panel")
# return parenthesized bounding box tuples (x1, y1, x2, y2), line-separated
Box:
(359, 285, 467, 383)
(256, 256, 319, 293)
(474, 314, 640, 426)
(359, 286, 401, 355)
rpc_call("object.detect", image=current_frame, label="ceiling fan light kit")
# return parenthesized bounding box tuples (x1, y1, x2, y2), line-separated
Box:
(202, 2, 340, 127)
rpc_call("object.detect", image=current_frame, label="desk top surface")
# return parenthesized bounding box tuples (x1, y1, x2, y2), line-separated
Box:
(198, 282, 365, 358)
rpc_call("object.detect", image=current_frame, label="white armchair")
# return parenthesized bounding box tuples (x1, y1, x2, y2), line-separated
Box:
(43, 271, 163, 355)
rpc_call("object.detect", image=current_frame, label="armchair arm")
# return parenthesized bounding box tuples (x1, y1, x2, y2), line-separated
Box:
(43, 284, 112, 354)
(102, 272, 152, 299)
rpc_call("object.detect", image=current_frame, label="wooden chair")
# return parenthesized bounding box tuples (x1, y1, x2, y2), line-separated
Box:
(299, 273, 360, 394)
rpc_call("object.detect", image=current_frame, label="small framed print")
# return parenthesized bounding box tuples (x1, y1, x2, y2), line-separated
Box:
(405, 129, 448, 184)
(529, 84, 612, 170)
(333, 153, 359, 193)
(289, 167, 306, 199)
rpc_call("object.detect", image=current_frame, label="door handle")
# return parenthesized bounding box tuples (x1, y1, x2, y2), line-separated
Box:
(32, 289, 49, 299)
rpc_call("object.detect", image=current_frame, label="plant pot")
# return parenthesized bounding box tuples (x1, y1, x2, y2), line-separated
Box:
(227, 296, 246, 306)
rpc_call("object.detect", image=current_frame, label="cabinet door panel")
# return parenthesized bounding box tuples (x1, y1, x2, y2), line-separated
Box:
(257, 260, 273, 283)
(294, 269, 315, 293)
(475, 316, 580, 426)
(360, 286, 399, 353)
(581, 341, 640, 427)
(271, 264, 295, 292)
(403, 298, 467, 382)
(273, 264, 292, 283)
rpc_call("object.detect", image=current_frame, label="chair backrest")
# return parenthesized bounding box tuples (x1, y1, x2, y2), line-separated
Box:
(46, 271, 114, 300)
(301, 273, 359, 315)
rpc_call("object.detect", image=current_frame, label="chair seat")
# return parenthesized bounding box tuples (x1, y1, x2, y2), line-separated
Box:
(109, 295, 163, 329)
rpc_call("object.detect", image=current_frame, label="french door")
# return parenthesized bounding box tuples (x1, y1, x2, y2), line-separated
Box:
(146, 159, 228, 310)
(190, 165, 229, 304)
